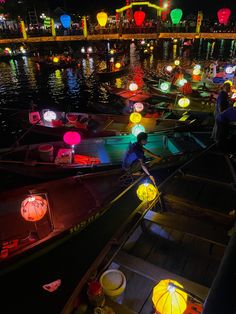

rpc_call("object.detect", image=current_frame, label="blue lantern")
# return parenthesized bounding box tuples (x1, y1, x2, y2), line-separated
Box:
(60, 14, 71, 29)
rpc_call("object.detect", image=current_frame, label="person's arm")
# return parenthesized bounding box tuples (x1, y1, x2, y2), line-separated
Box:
(143, 147, 162, 160)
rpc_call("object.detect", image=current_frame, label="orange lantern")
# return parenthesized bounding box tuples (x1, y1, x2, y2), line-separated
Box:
(21, 195, 48, 222)
(179, 82, 192, 95)
(97, 12, 108, 27)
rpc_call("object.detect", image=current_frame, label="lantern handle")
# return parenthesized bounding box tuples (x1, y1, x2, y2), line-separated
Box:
(168, 282, 204, 303)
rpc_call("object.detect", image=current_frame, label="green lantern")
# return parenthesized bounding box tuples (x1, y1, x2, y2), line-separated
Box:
(170, 9, 183, 24)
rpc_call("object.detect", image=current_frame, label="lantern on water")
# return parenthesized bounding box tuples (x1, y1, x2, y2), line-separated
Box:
(166, 65, 173, 72)
(194, 64, 201, 70)
(97, 12, 108, 27)
(21, 195, 48, 222)
(115, 62, 121, 69)
(129, 82, 138, 92)
(224, 80, 233, 87)
(174, 60, 180, 66)
(193, 68, 201, 76)
(43, 110, 57, 122)
(53, 57, 59, 63)
(130, 112, 142, 124)
(225, 66, 234, 74)
(178, 97, 190, 108)
(178, 78, 187, 87)
(170, 9, 183, 24)
(217, 8, 231, 26)
(81, 47, 85, 54)
(137, 183, 159, 202)
(134, 102, 144, 112)
(87, 47, 93, 53)
(132, 124, 145, 136)
(60, 14, 71, 28)
(63, 131, 81, 146)
(4, 47, 12, 54)
(152, 279, 187, 314)
(134, 11, 146, 26)
(160, 82, 170, 92)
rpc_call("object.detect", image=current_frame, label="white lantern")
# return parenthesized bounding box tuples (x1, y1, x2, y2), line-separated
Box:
(134, 102, 144, 112)
(43, 110, 57, 122)
(129, 82, 138, 92)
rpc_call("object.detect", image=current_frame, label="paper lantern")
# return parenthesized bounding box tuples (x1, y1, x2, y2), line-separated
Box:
(178, 97, 190, 108)
(178, 79, 187, 87)
(137, 183, 159, 202)
(87, 47, 93, 53)
(21, 195, 48, 222)
(132, 124, 145, 136)
(134, 102, 144, 112)
(60, 14, 71, 28)
(179, 82, 192, 95)
(81, 47, 85, 53)
(217, 8, 231, 26)
(63, 131, 81, 146)
(134, 11, 146, 26)
(115, 62, 121, 69)
(225, 66, 234, 74)
(110, 49, 115, 55)
(193, 68, 200, 75)
(129, 82, 138, 91)
(166, 65, 173, 72)
(97, 11, 108, 27)
(170, 9, 183, 24)
(224, 80, 233, 86)
(130, 112, 142, 123)
(160, 82, 170, 92)
(174, 60, 180, 66)
(43, 110, 57, 122)
(4, 47, 12, 54)
(53, 57, 59, 63)
(152, 279, 187, 314)
(194, 64, 201, 70)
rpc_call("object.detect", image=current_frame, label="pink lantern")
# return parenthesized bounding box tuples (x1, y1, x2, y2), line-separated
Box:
(217, 8, 231, 25)
(21, 195, 48, 222)
(134, 11, 146, 26)
(63, 131, 81, 146)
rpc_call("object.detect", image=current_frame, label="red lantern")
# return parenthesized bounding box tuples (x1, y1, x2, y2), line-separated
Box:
(21, 195, 48, 222)
(134, 11, 145, 26)
(179, 82, 192, 95)
(63, 131, 81, 146)
(217, 8, 231, 25)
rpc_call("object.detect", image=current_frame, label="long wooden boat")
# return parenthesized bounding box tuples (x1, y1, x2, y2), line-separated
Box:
(26, 110, 199, 138)
(96, 66, 128, 81)
(61, 145, 236, 314)
(0, 131, 211, 178)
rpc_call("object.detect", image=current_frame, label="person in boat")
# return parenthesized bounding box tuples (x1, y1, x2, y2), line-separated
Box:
(122, 132, 162, 184)
(212, 82, 232, 140)
(215, 106, 236, 149)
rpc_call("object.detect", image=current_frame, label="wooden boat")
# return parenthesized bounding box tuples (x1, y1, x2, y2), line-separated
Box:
(26, 110, 198, 138)
(96, 66, 128, 81)
(2, 143, 234, 313)
(0, 131, 211, 179)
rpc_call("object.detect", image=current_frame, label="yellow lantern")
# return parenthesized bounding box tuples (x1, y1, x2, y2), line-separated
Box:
(152, 279, 187, 314)
(174, 60, 180, 66)
(178, 97, 190, 108)
(130, 112, 142, 123)
(193, 68, 200, 75)
(96, 12, 108, 27)
(136, 183, 159, 202)
(115, 62, 121, 69)
(53, 57, 59, 63)
(224, 80, 233, 87)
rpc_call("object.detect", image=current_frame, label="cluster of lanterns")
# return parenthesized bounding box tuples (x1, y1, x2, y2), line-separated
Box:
(81, 47, 93, 54)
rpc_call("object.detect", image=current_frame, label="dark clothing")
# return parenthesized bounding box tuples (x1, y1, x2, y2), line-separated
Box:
(123, 142, 145, 170)
(215, 90, 230, 116)
(217, 107, 236, 124)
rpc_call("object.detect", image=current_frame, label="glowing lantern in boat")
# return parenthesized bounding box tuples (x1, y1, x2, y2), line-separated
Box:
(21, 195, 48, 222)
(63, 131, 81, 146)
(134, 10, 146, 26)
(132, 124, 145, 136)
(53, 57, 59, 63)
(160, 82, 170, 92)
(43, 110, 57, 122)
(4, 47, 12, 54)
(224, 80, 233, 87)
(115, 62, 121, 69)
(96, 11, 108, 27)
(170, 9, 183, 24)
(194, 64, 201, 70)
(87, 47, 93, 53)
(134, 102, 144, 112)
(137, 183, 159, 202)
(225, 66, 234, 74)
(231, 93, 236, 100)
(110, 49, 115, 55)
(166, 65, 173, 72)
(233, 102, 236, 107)
(193, 68, 200, 75)
(174, 60, 180, 66)
(60, 14, 71, 28)
(130, 112, 142, 123)
(178, 79, 187, 87)
(129, 82, 138, 92)
(152, 279, 187, 314)
(179, 82, 192, 95)
(81, 47, 85, 54)
(150, 46, 154, 51)
(178, 97, 190, 108)
(217, 8, 231, 26)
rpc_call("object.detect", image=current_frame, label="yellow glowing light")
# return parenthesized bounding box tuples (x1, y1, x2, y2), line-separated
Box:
(233, 102, 236, 107)
(178, 97, 190, 108)
(152, 279, 187, 314)
(150, 46, 154, 51)
(144, 49, 148, 53)
(174, 60, 180, 66)
(130, 112, 142, 123)
(224, 80, 233, 86)
(115, 62, 121, 69)
(166, 65, 173, 72)
(137, 183, 159, 202)
(193, 68, 200, 75)
(110, 49, 115, 55)
(53, 57, 59, 63)
(97, 11, 108, 27)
